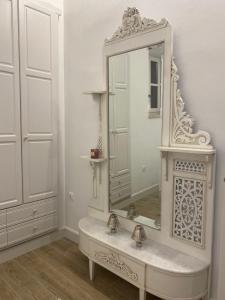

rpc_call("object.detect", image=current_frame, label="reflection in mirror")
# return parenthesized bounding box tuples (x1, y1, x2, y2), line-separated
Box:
(108, 44, 164, 230)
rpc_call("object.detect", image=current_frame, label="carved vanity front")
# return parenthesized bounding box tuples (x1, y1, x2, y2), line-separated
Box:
(79, 217, 209, 300)
(80, 7, 215, 300)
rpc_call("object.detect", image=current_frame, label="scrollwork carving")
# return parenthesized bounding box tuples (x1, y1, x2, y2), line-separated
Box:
(105, 7, 168, 43)
(171, 58, 212, 148)
(95, 251, 138, 281)
(173, 177, 205, 247)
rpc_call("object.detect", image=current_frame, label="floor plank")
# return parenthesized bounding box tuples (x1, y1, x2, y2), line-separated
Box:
(0, 238, 160, 300)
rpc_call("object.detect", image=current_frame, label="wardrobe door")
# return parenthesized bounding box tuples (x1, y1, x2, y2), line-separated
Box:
(110, 53, 130, 177)
(19, 0, 58, 203)
(0, 0, 22, 209)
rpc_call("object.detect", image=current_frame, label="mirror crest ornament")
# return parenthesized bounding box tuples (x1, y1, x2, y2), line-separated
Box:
(105, 7, 168, 43)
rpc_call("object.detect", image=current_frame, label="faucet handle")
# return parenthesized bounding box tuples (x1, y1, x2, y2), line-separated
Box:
(107, 213, 119, 233)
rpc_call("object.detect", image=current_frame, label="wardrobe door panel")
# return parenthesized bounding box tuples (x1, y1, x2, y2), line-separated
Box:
(26, 6, 51, 71)
(27, 76, 52, 133)
(0, 72, 15, 133)
(27, 140, 55, 200)
(19, 0, 58, 203)
(0, 0, 13, 65)
(115, 133, 129, 176)
(0, 0, 22, 209)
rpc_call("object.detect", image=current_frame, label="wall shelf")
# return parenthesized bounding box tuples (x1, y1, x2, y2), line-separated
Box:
(80, 155, 107, 163)
(159, 146, 216, 155)
(83, 91, 107, 95)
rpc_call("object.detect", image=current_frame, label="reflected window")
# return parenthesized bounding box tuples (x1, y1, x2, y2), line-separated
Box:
(148, 46, 163, 118)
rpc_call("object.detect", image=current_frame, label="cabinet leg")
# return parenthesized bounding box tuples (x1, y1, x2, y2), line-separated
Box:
(139, 289, 146, 300)
(89, 259, 95, 281)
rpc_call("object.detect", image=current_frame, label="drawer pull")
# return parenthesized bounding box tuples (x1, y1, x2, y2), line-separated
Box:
(32, 209, 38, 214)
(33, 226, 38, 232)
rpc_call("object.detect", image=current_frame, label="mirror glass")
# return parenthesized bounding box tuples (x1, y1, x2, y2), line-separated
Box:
(108, 43, 164, 230)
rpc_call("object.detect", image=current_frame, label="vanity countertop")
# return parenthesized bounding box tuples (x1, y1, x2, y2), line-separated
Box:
(79, 216, 209, 275)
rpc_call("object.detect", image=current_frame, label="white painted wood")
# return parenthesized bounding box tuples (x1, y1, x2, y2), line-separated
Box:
(0, 229, 7, 249)
(0, 0, 23, 209)
(139, 289, 146, 300)
(0, 229, 63, 264)
(88, 7, 215, 268)
(110, 185, 131, 204)
(7, 197, 57, 226)
(19, 0, 58, 203)
(89, 239, 145, 288)
(7, 213, 57, 246)
(0, 211, 6, 229)
(79, 216, 209, 300)
(159, 146, 216, 155)
(110, 174, 130, 191)
(109, 53, 130, 178)
(89, 259, 95, 281)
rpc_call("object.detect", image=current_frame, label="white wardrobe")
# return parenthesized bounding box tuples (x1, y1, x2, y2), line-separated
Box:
(109, 53, 131, 204)
(0, 0, 58, 248)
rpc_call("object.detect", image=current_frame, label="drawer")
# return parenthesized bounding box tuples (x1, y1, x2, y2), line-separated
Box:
(0, 210, 6, 229)
(7, 214, 57, 246)
(110, 185, 130, 204)
(0, 229, 7, 249)
(79, 230, 90, 257)
(7, 198, 57, 226)
(90, 240, 145, 288)
(145, 265, 208, 299)
(110, 174, 130, 191)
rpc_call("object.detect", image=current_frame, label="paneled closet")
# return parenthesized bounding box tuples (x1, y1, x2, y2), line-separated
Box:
(0, 0, 59, 249)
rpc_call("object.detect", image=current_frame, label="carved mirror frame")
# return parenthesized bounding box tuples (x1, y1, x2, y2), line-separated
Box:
(89, 7, 215, 265)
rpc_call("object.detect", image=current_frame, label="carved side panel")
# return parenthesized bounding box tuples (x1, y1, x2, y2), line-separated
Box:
(171, 59, 213, 149)
(95, 251, 138, 281)
(173, 177, 206, 247)
(174, 160, 207, 175)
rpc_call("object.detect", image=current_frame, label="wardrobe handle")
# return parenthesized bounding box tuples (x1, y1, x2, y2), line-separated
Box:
(23, 135, 28, 141)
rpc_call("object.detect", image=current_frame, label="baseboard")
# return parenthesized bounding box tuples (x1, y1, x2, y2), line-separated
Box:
(0, 229, 64, 264)
(131, 184, 159, 201)
(63, 226, 79, 244)
(112, 184, 159, 210)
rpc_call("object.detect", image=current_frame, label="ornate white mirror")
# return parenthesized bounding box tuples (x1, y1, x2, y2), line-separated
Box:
(105, 8, 172, 230)
(81, 8, 216, 300)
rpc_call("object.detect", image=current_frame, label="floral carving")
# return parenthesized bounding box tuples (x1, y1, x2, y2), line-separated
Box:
(95, 251, 138, 281)
(173, 177, 205, 247)
(171, 58, 212, 147)
(105, 7, 168, 43)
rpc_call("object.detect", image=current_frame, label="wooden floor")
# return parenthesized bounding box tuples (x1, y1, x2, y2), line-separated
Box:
(0, 238, 161, 300)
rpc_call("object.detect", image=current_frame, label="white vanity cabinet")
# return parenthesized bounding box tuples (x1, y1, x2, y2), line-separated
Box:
(0, 0, 59, 249)
(79, 217, 209, 300)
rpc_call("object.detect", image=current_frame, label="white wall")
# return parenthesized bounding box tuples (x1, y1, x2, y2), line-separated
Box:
(64, 1, 225, 299)
(129, 48, 161, 195)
